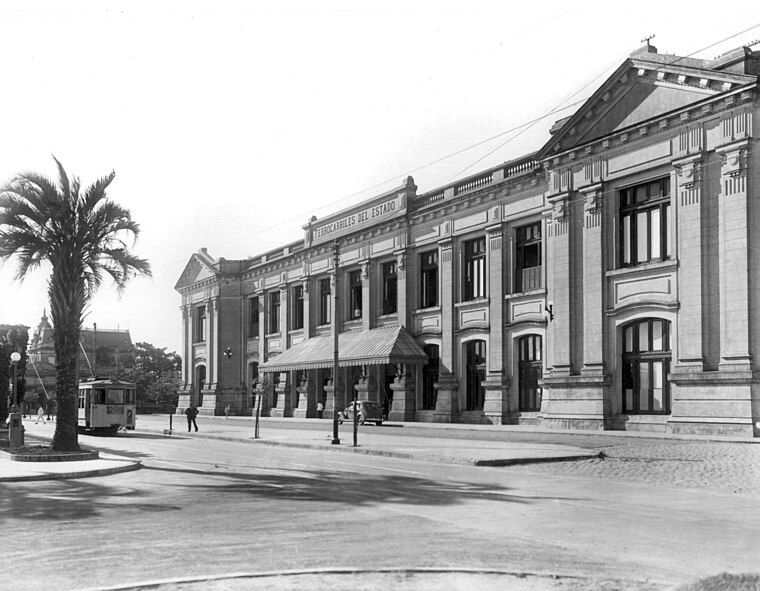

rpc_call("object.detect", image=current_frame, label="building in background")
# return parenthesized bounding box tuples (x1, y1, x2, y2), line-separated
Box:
(25, 311, 132, 414)
(176, 43, 760, 437)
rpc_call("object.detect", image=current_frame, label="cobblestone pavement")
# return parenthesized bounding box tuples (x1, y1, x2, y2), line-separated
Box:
(506, 440, 760, 495)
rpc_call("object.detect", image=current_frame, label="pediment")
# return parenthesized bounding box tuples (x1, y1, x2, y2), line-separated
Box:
(174, 255, 217, 290)
(539, 56, 755, 159)
(580, 82, 709, 143)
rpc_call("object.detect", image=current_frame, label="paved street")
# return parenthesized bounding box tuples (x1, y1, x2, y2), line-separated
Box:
(2, 417, 758, 591)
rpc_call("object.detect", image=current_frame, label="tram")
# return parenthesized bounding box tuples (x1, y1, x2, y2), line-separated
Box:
(77, 378, 136, 433)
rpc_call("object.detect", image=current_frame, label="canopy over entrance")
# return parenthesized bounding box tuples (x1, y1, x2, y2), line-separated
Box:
(259, 325, 428, 373)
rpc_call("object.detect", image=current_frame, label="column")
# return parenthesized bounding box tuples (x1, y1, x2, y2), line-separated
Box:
(177, 305, 192, 413)
(434, 238, 459, 422)
(483, 225, 508, 423)
(206, 299, 217, 390)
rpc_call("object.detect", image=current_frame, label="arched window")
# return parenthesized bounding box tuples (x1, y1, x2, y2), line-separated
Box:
(518, 335, 542, 412)
(422, 345, 439, 410)
(465, 340, 486, 411)
(621, 319, 671, 414)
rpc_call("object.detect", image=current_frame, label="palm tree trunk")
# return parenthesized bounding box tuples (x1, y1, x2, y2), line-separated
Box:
(49, 264, 85, 452)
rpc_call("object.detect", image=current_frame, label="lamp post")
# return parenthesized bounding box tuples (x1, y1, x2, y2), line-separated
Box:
(10, 351, 21, 413)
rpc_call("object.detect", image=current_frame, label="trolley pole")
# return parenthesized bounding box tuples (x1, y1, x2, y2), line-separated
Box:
(331, 240, 341, 445)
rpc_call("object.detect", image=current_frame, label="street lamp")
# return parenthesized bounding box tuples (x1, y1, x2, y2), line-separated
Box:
(10, 351, 21, 413)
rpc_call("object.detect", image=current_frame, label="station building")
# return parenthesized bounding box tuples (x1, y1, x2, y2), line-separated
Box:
(175, 43, 760, 437)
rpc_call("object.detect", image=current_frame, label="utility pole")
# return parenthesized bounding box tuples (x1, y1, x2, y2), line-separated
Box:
(332, 240, 340, 445)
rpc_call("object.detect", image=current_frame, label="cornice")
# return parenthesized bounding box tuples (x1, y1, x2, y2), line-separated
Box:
(543, 82, 758, 170)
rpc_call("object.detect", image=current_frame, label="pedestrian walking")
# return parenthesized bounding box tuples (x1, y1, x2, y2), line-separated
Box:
(224, 404, 231, 419)
(185, 403, 199, 432)
(317, 400, 324, 419)
(35, 406, 46, 424)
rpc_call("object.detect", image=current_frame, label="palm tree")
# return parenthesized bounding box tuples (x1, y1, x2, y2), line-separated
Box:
(0, 157, 150, 451)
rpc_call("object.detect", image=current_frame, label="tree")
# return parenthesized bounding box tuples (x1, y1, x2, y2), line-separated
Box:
(0, 158, 150, 451)
(118, 342, 182, 408)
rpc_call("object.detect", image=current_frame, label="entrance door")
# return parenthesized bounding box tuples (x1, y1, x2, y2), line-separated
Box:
(518, 335, 542, 412)
(195, 365, 206, 406)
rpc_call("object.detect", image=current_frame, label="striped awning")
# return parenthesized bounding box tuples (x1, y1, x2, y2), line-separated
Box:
(259, 325, 429, 373)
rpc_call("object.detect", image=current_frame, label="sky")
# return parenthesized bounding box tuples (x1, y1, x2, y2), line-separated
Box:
(1, 0, 759, 355)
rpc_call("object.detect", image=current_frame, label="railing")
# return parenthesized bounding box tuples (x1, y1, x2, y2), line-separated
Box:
(413, 154, 540, 210)
(504, 158, 539, 178)
(516, 266, 542, 292)
(454, 172, 493, 196)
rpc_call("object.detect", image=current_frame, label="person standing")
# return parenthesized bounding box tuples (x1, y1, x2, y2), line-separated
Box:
(316, 400, 324, 419)
(224, 404, 231, 419)
(35, 406, 47, 424)
(185, 403, 199, 432)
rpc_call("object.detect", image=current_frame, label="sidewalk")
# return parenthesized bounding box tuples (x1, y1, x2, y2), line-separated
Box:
(1, 415, 601, 482)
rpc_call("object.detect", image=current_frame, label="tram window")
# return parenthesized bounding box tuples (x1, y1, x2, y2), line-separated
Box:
(94, 389, 107, 404)
(126, 389, 135, 404)
(107, 389, 125, 404)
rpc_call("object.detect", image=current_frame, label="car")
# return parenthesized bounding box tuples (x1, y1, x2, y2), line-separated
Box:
(337, 400, 384, 425)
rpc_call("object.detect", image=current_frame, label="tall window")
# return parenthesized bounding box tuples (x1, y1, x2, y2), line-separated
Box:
(465, 340, 486, 411)
(463, 237, 486, 300)
(292, 285, 304, 330)
(622, 319, 671, 414)
(195, 305, 206, 342)
(518, 335, 542, 412)
(349, 270, 362, 320)
(620, 177, 671, 266)
(382, 261, 397, 315)
(419, 250, 438, 309)
(515, 222, 542, 292)
(248, 296, 259, 338)
(268, 291, 281, 334)
(318, 278, 331, 326)
(422, 345, 439, 410)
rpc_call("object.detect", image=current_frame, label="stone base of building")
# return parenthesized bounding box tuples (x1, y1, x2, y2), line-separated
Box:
(667, 419, 756, 437)
(670, 367, 759, 437)
(540, 372, 611, 431)
(539, 417, 607, 430)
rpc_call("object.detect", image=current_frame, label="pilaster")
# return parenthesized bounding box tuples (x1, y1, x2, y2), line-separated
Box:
(717, 141, 751, 370)
(360, 260, 373, 331)
(270, 371, 293, 418)
(546, 192, 571, 375)
(581, 185, 604, 374)
(483, 225, 507, 423)
(293, 372, 315, 418)
(673, 155, 705, 371)
(433, 372, 459, 423)
(395, 250, 409, 327)
(389, 365, 415, 421)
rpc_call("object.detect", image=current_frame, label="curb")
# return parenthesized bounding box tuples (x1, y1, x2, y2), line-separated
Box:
(1, 461, 142, 482)
(139, 427, 599, 466)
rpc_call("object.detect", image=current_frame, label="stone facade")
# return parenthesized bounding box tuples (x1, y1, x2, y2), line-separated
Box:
(175, 43, 760, 437)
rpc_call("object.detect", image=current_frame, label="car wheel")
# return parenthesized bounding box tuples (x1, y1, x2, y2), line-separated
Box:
(358, 414, 366, 425)
(337, 417, 343, 424)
